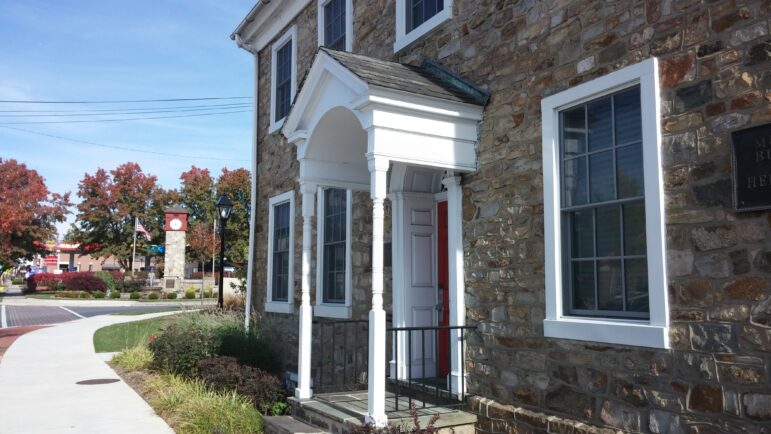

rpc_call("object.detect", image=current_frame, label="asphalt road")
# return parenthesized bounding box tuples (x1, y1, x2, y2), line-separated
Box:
(0, 304, 181, 328)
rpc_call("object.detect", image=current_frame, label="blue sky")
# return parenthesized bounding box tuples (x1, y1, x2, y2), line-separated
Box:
(0, 0, 254, 236)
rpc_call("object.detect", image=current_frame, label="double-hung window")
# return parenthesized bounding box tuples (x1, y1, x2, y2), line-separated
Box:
(267, 191, 294, 313)
(315, 187, 352, 318)
(541, 58, 669, 348)
(318, 0, 351, 51)
(394, 0, 453, 52)
(269, 26, 297, 133)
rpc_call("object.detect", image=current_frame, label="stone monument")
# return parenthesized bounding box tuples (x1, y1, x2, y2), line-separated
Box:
(163, 206, 189, 291)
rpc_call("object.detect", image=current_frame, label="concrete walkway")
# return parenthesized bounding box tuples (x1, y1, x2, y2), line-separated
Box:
(0, 312, 177, 434)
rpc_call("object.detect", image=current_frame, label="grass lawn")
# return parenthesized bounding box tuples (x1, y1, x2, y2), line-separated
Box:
(93, 315, 179, 352)
(112, 307, 183, 316)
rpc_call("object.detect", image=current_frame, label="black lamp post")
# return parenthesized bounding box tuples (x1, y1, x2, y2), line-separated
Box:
(215, 194, 233, 309)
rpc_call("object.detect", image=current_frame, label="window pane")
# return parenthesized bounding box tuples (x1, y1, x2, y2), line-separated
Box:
(563, 157, 587, 207)
(571, 210, 594, 258)
(617, 144, 644, 198)
(597, 259, 622, 311)
(572, 261, 595, 310)
(623, 202, 646, 255)
(272, 202, 291, 302)
(324, 0, 346, 50)
(614, 87, 642, 146)
(589, 150, 614, 202)
(275, 41, 293, 121)
(562, 106, 586, 157)
(407, 0, 444, 31)
(595, 206, 620, 257)
(587, 97, 612, 151)
(323, 189, 347, 304)
(625, 259, 649, 313)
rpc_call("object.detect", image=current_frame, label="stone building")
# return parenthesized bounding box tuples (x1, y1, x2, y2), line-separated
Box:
(230, 0, 770, 432)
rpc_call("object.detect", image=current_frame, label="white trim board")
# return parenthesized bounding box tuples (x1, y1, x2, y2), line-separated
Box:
(540, 57, 669, 349)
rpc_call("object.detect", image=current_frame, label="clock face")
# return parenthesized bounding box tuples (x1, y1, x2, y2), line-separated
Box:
(169, 218, 182, 230)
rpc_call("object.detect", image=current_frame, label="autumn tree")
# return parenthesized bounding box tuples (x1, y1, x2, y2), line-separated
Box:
(179, 166, 216, 269)
(70, 162, 167, 269)
(0, 159, 70, 269)
(215, 168, 251, 267)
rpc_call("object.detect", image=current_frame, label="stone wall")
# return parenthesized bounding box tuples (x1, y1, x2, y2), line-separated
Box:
(246, 0, 770, 432)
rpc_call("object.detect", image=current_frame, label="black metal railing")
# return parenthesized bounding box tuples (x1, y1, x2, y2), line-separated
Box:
(312, 318, 392, 393)
(388, 325, 476, 412)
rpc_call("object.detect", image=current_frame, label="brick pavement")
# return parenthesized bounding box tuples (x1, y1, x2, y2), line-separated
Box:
(5, 305, 79, 327)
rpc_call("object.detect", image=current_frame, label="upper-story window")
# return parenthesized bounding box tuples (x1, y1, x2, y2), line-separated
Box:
(315, 187, 352, 318)
(394, 0, 452, 52)
(541, 58, 669, 349)
(269, 26, 297, 133)
(317, 0, 352, 52)
(407, 0, 443, 31)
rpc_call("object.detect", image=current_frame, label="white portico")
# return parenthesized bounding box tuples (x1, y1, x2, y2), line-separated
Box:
(282, 48, 486, 426)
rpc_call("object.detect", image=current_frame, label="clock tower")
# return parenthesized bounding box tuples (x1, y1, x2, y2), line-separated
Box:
(163, 206, 189, 290)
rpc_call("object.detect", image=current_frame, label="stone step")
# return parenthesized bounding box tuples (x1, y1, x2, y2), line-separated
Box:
(263, 415, 331, 434)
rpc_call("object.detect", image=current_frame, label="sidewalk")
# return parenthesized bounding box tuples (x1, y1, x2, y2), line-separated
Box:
(0, 312, 176, 434)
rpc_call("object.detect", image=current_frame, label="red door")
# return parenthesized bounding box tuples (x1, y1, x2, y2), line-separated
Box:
(437, 201, 450, 377)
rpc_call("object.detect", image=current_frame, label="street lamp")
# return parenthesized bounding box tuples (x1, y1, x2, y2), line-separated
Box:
(215, 194, 233, 309)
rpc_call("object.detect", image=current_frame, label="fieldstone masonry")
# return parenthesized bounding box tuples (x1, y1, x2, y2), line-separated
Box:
(245, 0, 771, 432)
(163, 230, 186, 284)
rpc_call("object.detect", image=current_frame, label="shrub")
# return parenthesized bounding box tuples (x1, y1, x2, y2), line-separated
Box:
(77, 291, 91, 299)
(113, 345, 153, 371)
(166, 292, 178, 300)
(109, 290, 121, 299)
(223, 293, 245, 311)
(145, 374, 263, 434)
(93, 290, 106, 299)
(121, 280, 143, 293)
(11, 277, 23, 285)
(94, 271, 117, 292)
(218, 327, 283, 375)
(130, 292, 141, 300)
(149, 312, 242, 375)
(195, 356, 286, 415)
(27, 273, 61, 291)
(203, 288, 213, 298)
(148, 292, 160, 300)
(185, 288, 196, 299)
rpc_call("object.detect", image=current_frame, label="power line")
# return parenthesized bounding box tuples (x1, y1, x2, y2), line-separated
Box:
(0, 125, 250, 162)
(0, 96, 252, 104)
(0, 104, 252, 117)
(0, 102, 253, 113)
(0, 109, 251, 124)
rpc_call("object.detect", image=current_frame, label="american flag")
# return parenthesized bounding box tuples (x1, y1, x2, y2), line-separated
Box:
(136, 219, 152, 241)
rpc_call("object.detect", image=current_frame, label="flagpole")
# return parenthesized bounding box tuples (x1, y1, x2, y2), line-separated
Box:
(131, 216, 137, 275)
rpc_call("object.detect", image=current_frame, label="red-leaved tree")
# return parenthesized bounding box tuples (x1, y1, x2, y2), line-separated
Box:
(0, 158, 70, 269)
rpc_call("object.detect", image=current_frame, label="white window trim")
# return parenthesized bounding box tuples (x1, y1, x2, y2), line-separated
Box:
(269, 25, 297, 134)
(266, 190, 295, 314)
(540, 57, 669, 349)
(315, 187, 353, 319)
(317, 0, 353, 52)
(394, 0, 453, 53)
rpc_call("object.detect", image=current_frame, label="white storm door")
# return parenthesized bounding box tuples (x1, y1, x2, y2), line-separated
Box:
(401, 194, 437, 379)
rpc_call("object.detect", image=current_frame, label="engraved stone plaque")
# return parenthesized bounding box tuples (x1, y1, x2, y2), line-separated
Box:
(731, 123, 771, 212)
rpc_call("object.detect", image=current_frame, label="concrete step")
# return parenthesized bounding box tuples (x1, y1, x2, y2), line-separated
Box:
(264, 415, 330, 434)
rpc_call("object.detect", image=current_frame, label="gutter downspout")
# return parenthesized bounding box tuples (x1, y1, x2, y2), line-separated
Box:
(236, 34, 259, 330)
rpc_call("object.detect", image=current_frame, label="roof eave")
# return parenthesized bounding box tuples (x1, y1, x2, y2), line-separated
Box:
(230, 0, 269, 42)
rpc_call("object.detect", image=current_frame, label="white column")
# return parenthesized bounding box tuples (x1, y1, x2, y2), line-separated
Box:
(442, 174, 466, 398)
(295, 183, 315, 399)
(366, 157, 389, 427)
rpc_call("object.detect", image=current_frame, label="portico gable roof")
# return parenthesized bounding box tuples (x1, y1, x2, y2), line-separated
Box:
(282, 48, 488, 175)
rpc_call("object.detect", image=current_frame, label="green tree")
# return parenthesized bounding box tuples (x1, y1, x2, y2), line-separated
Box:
(70, 162, 160, 270)
(215, 168, 251, 267)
